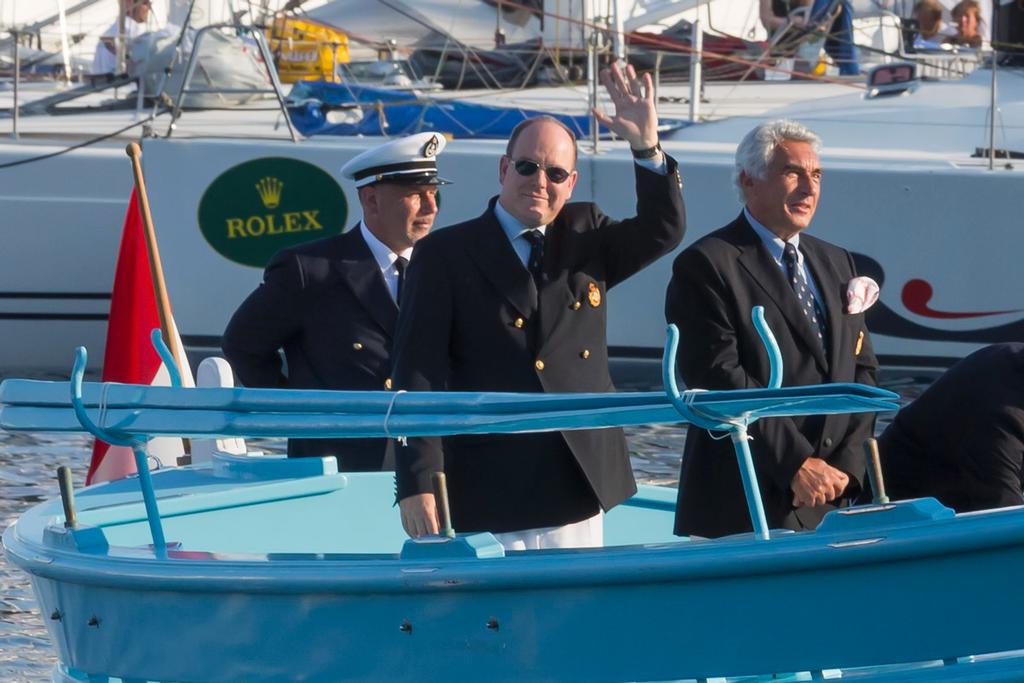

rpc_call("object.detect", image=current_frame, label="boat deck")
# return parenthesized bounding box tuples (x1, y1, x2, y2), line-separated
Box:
(0, 79, 857, 143)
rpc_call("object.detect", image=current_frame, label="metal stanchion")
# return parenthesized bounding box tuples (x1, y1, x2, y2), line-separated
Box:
(587, 29, 599, 153)
(11, 29, 20, 140)
(689, 18, 703, 123)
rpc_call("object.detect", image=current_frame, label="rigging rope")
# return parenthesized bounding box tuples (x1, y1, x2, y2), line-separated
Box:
(0, 113, 155, 170)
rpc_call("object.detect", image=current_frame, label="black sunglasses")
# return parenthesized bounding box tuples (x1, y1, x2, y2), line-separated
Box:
(507, 157, 572, 184)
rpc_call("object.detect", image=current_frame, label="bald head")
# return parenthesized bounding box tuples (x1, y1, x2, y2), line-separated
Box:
(506, 116, 578, 166)
(498, 117, 579, 228)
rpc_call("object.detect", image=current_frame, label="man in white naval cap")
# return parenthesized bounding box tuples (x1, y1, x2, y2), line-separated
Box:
(223, 132, 450, 471)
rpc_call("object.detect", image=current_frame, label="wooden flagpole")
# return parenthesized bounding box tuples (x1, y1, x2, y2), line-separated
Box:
(126, 142, 191, 458)
(125, 141, 185, 370)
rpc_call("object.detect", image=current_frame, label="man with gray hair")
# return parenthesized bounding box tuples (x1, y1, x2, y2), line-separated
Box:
(664, 118, 878, 538)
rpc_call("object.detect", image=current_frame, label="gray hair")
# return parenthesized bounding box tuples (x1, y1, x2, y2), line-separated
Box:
(732, 119, 822, 202)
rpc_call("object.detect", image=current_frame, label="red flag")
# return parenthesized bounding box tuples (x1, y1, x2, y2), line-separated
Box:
(86, 189, 192, 484)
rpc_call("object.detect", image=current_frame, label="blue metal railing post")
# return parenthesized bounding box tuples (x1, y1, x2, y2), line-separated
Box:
(69, 347, 167, 558)
(662, 307, 783, 541)
(132, 444, 168, 558)
(150, 329, 182, 388)
(752, 306, 783, 389)
(730, 426, 771, 540)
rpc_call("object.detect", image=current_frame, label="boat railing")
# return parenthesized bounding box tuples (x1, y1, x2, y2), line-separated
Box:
(897, 46, 984, 80)
(0, 307, 899, 555)
(165, 22, 298, 142)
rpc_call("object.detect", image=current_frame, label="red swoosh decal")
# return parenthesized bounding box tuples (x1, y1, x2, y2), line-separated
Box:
(901, 279, 1021, 319)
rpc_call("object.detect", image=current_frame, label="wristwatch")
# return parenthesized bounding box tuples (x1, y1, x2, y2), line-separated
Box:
(630, 142, 662, 159)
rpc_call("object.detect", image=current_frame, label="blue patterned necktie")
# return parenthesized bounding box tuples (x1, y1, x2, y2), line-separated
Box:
(522, 229, 546, 288)
(782, 243, 828, 352)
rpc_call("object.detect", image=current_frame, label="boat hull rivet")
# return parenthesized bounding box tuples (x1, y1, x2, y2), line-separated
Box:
(87, 616, 100, 627)
(399, 619, 412, 634)
(486, 618, 499, 631)
(50, 610, 61, 621)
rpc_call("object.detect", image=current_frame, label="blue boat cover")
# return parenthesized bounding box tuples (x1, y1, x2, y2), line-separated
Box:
(286, 81, 690, 139)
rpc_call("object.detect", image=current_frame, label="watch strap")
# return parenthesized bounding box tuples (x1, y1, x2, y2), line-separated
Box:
(630, 142, 662, 159)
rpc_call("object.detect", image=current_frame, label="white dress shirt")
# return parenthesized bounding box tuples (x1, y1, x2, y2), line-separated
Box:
(360, 222, 412, 303)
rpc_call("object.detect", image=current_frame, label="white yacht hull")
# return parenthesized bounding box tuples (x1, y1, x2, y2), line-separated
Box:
(2, 134, 1015, 376)
(1, 72, 1021, 377)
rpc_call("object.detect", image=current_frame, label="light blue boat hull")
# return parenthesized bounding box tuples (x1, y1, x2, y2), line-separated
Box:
(0, 324, 1016, 682)
(7, 454, 1024, 683)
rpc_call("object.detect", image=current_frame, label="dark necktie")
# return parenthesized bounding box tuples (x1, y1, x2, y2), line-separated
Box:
(782, 243, 828, 352)
(522, 229, 546, 289)
(394, 256, 409, 305)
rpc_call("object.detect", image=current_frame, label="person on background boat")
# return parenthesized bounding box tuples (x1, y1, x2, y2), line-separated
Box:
(946, 0, 983, 48)
(865, 343, 1024, 512)
(92, 0, 154, 76)
(911, 0, 948, 50)
(390, 62, 686, 550)
(761, 0, 860, 77)
(759, 0, 811, 35)
(222, 132, 449, 471)
(665, 119, 878, 538)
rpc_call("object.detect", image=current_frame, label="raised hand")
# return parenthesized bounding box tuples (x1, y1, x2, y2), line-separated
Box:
(593, 62, 659, 151)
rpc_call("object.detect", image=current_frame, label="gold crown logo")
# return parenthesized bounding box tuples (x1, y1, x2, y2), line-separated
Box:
(255, 177, 284, 209)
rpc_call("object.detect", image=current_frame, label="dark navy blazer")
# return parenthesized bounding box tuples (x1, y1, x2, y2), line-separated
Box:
(391, 159, 686, 534)
(877, 342, 1024, 512)
(222, 227, 394, 471)
(665, 214, 878, 537)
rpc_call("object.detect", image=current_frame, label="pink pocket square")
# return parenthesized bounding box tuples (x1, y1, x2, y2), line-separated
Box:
(847, 276, 880, 314)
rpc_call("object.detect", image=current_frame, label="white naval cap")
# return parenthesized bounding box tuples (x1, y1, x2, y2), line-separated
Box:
(340, 132, 452, 188)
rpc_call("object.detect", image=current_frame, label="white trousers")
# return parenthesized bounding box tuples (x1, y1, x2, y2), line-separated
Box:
(491, 511, 604, 551)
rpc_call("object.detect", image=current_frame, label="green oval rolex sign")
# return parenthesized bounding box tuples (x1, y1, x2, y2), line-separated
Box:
(198, 157, 348, 267)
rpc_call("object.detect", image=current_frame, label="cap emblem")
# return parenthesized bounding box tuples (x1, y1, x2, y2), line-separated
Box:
(422, 134, 440, 158)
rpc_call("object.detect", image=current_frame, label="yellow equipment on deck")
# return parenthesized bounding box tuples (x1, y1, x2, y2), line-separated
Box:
(267, 16, 350, 83)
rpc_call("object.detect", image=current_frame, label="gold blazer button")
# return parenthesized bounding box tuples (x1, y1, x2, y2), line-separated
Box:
(352, 342, 364, 351)
(384, 378, 393, 390)
(514, 317, 525, 328)
(535, 359, 545, 371)
(580, 349, 590, 359)
(571, 301, 582, 310)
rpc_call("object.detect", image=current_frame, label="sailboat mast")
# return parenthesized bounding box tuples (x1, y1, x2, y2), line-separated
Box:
(611, 0, 624, 62)
(988, 7, 998, 171)
(55, 0, 72, 85)
(586, 0, 598, 151)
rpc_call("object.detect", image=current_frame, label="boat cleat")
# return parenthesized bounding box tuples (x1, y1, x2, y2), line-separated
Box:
(817, 497, 955, 534)
(400, 532, 505, 560)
